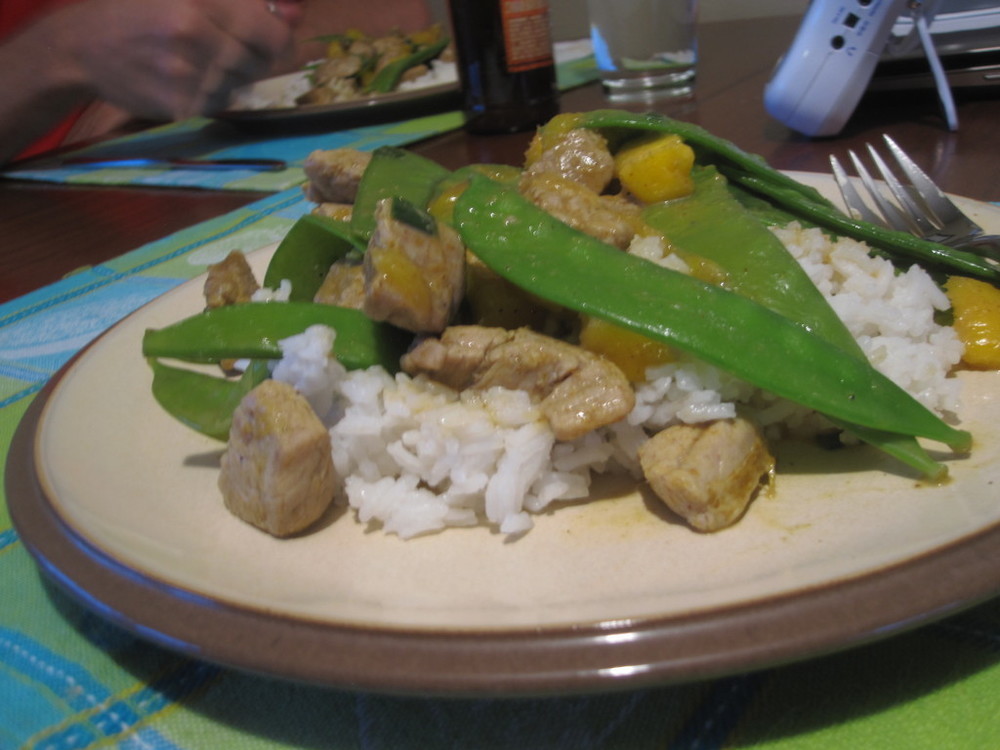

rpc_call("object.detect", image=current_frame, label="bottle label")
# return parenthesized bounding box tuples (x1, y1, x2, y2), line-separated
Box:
(500, 0, 554, 73)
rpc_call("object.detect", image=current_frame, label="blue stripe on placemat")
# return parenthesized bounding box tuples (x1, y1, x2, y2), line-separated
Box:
(1, 626, 217, 750)
(0, 528, 17, 551)
(0, 189, 309, 409)
(0, 628, 175, 750)
(0, 189, 306, 330)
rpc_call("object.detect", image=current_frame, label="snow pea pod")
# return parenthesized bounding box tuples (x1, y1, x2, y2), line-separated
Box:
(574, 109, 1000, 283)
(148, 359, 269, 441)
(263, 214, 363, 301)
(725, 170, 1000, 283)
(365, 37, 450, 93)
(575, 109, 832, 209)
(452, 177, 971, 464)
(644, 165, 861, 355)
(142, 302, 411, 372)
(643, 166, 945, 476)
(350, 146, 451, 241)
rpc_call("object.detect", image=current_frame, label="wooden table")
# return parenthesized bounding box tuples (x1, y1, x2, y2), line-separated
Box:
(2, 14, 998, 303)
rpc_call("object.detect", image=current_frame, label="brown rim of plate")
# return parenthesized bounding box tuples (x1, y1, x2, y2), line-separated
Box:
(9, 347, 1000, 697)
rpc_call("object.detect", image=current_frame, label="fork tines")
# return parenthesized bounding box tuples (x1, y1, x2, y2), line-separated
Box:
(829, 134, 995, 258)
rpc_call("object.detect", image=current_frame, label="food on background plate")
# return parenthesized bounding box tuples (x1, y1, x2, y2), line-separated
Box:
(229, 25, 457, 111)
(143, 111, 997, 541)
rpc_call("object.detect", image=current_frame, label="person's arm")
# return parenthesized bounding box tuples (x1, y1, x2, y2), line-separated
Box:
(0, 14, 90, 163)
(0, 0, 296, 164)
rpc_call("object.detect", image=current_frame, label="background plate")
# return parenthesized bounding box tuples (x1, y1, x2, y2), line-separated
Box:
(216, 73, 461, 133)
(9, 173, 1000, 696)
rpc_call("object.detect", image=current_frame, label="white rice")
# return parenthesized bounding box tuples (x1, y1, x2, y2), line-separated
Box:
(271, 222, 964, 539)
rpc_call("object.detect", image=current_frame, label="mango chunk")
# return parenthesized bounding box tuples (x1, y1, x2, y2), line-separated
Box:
(578, 316, 674, 382)
(946, 276, 1000, 369)
(614, 134, 695, 204)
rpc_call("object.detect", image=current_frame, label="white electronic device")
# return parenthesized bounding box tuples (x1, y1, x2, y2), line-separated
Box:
(764, 0, 956, 136)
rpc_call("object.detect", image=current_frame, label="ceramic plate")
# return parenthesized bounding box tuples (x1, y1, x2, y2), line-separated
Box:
(9, 174, 1000, 695)
(216, 71, 460, 132)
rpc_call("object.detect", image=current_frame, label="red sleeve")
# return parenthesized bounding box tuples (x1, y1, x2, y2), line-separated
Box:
(2, 0, 88, 161)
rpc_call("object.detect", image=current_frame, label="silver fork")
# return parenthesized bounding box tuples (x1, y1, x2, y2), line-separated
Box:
(829, 135, 1000, 261)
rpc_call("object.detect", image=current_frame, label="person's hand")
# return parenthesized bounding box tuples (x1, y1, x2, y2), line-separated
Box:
(53, 0, 296, 119)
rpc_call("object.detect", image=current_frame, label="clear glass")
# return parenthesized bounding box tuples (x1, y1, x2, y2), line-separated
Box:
(586, 0, 698, 97)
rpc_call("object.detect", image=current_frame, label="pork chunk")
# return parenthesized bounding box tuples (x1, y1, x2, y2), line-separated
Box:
(520, 171, 644, 250)
(525, 127, 615, 194)
(203, 250, 259, 309)
(402, 326, 635, 441)
(311, 202, 353, 222)
(313, 259, 366, 309)
(363, 198, 465, 333)
(639, 418, 774, 532)
(219, 380, 336, 537)
(312, 55, 365, 84)
(303, 148, 372, 204)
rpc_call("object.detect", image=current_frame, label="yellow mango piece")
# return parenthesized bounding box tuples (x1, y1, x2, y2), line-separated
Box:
(464, 256, 558, 331)
(326, 39, 347, 58)
(408, 23, 443, 47)
(614, 134, 695, 203)
(427, 165, 521, 223)
(427, 180, 466, 223)
(946, 276, 1000, 369)
(578, 316, 674, 382)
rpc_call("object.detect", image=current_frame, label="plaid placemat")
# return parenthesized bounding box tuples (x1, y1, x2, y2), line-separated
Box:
(0, 113, 464, 193)
(0, 48, 600, 194)
(3, 188, 1000, 748)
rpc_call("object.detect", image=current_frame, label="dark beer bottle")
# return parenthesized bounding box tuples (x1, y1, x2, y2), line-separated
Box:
(447, 0, 559, 134)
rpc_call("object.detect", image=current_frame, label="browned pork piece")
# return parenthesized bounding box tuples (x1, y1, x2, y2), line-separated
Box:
(372, 33, 411, 68)
(203, 250, 259, 308)
(638, 418, 774, 532)
(302, 148, 372, 204)
(524, 127, 616, 194)
(219, 380, 337, 537)
(311, 202, 353, 222)
(402, 325, 635, 441)
(519, 171, 645, 250)
(311, 54, 365, 85)
(363, 198, 465, 333)
(314, 259, 366, 309)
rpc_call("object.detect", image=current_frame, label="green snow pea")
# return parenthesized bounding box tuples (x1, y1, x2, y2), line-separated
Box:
(574, 109, 1000, 282)
(644, 165, 861, 355)
(148, 359, 269, 441)
(723, 170, 1000, 282)
(142, 301, 410, 372)
(643, 166, 944, 476)
(350, 146, 451, 241)
(452, 176, 971, 473)
(575, 109, 831, 208)
(364, 37, 450, 93)
(263, 213, 364, 301)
